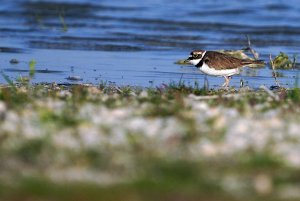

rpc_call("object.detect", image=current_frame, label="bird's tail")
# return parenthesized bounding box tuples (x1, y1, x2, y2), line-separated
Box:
(242, 59, 265, 67)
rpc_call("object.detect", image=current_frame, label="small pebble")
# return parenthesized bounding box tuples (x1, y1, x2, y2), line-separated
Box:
(10, 58, 19, 64)
(66, 76, 83, 81)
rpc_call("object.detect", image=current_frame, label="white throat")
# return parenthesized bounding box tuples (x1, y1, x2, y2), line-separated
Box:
(189, 51, 206, 66)
(190, 58, 201, 66)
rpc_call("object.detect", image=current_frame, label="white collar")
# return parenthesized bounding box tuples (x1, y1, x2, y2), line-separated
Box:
(200, 51, 206, 60)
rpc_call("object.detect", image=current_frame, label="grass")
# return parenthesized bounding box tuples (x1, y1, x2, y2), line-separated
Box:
(0, 81, 300, 201)
(0, 177, 235, 201)
(287, 87, 300, 103)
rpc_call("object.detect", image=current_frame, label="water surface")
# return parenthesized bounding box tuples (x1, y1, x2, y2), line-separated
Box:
(0, 0, 299, 88)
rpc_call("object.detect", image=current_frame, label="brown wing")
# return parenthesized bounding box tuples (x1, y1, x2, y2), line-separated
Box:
(203, 51, 252, 70)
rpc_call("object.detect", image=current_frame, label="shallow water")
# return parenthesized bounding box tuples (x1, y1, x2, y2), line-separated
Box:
(0, 0, 299, 88)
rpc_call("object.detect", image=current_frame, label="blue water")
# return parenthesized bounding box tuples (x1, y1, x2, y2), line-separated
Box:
(0, 0, 299, 88)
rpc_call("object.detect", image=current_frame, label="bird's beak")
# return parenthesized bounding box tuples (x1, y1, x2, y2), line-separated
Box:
(184, 56, 192, 63)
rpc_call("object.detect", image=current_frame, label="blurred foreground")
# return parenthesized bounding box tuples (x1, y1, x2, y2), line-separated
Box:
(0, 83, 300, 201)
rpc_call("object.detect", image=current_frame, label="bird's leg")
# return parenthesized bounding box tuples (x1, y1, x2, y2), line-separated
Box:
(222, 76, 229, 87)
(222, 76, 232, 87)
(227, 76, 232, 86)
(221, 77, 227, 87)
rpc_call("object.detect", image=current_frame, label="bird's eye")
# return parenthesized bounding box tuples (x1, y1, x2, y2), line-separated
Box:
(194, 54, 201, 58)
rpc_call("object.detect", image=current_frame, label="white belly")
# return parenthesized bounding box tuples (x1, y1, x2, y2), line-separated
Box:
(199, 63, 240, 77)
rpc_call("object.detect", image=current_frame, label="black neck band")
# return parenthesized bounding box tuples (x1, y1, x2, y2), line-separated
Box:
(196, 59, 203, 68)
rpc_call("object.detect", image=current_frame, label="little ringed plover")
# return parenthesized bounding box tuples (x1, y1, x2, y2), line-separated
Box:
(185, 50, 264, 87)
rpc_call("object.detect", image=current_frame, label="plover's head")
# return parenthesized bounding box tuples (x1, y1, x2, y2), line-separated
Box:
(185, 50, 206, 66)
